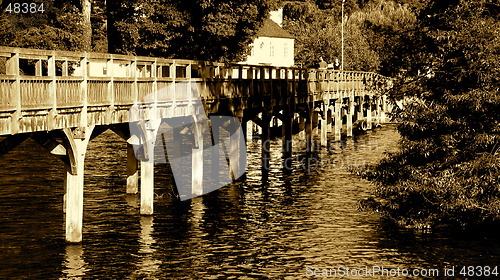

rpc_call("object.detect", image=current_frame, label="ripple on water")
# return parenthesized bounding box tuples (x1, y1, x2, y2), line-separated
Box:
(0, 126, 499, 279)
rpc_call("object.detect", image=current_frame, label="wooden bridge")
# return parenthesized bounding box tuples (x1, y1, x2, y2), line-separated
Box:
(0, 46, 392, 243)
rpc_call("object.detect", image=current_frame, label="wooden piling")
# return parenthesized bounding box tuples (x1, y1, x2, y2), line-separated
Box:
(282, 107, 293, 162)
(320, 103, 328, 147)
(366, 96, 373, 130)
(261, 113, 271, 181)
(305, 109, 313, 153)
(139, 120, 160, 215)
(191, 122, 203, 196)
(346, 96, 354, 137)
(63, 126, 94, 243)
(334, 99, 342, 141)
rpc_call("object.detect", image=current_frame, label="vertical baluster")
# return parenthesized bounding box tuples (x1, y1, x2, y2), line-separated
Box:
(48, 55, 56, 130)
(80, 56, 88, 128)
(6, 51, 20, 134)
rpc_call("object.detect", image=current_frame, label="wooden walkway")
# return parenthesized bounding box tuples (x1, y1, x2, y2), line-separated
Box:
(0, 46, 392, 242)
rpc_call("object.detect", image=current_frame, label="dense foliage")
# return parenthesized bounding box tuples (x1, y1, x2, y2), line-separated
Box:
(0, 0, 278, 61)
(282, 0, 416, 71)
(107, 0, 279, 61)
(0, 0, 86, 51)
(361, 0, 500, 228)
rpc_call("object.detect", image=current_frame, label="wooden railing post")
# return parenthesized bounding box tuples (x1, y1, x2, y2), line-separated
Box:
(169, 61, 177, 118)
(131, 58, 138, 104)
(106, 57, 115, 124)
(6, 51, 20, 134)
(48, 55, 57, 130)
(80, 56, 88, 127)
(152, 59, 158, 119)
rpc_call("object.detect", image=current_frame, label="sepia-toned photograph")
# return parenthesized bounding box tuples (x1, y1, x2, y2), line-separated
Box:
(0, 0, 499, 279)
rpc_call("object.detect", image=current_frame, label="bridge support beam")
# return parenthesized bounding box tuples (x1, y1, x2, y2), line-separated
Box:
(346, 96, 354, 137)
(305, 109, 313, 153)
(225, 112, 245, 181)
(320, 102, 328, 147)
(211, 119, 221, 182)
(299, 115, 305, 139)
(138, 120, 161, 215)
(312, 111, 319, 138)
(191, 121, 204, 196)
(327, 108, 333, 133)
(373, 96, 380, 126)
(261, 112, 271, 182)
(380, 95, 387, 124)
(366, 96, 373, 130)
(334, 99, 342, 141)
(63, 126, 94, 243)
(245, 120, 253, 144)
(282, 107, 293, 171)
(356, 96, 364, 122)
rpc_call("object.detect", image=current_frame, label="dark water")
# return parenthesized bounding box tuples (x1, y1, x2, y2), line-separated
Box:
(0, 125, 499, 279)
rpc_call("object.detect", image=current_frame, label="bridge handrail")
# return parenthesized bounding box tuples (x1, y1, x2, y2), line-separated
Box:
(0, 46, 391, 114)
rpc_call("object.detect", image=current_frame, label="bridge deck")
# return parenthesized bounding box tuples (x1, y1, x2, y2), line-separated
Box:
(0, 46, 389, 136)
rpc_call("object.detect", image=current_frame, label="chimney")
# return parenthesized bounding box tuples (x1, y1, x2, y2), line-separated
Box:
(269, 8, 283, 27)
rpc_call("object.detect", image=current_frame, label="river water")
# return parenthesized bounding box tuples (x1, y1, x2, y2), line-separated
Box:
(0, 125, 499, 279)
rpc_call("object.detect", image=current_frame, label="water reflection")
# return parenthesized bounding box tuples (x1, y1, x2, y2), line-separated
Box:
(62, 245, 87, 279)
(133, 216, 162, 279)
(1, 126, 499, 279)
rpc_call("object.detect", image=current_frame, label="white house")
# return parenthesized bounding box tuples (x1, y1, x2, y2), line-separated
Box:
(242, 9, 295, 67)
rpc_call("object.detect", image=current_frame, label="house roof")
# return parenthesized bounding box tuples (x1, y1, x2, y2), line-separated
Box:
(256, 19, 295, 39)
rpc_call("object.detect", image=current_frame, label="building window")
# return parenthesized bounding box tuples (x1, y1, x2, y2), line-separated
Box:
(284, 42, 288, 58)
(270, 42, 275, 57)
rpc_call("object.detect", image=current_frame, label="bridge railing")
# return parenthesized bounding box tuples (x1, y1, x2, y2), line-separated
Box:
(0, 46, 390, 134)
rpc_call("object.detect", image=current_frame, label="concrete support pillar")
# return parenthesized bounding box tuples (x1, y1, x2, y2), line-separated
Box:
(299, 115, 305, 139)
(126, 144, 139, 194)
(346, 97, 354, 137)
(261, 113, 271, 182)
(356, 96, 364, 122)
(327, 108, 333, 133)
(211, 120, 220, 181)
(245, 120, 252, 144)
(380, 95, 387, 124)
(334, 99, 342, 141)
(366, 96, 373, 130)
(320, 102, 328, 147)
(282, 107, 293, 170)
(138, 120, 160, 215)
(312, 111, 319, 138)
(226, 116, 245, 181)
(305, 109, 313, 153)
(191, 122, 204, 196)
(63, 126, 94, 243)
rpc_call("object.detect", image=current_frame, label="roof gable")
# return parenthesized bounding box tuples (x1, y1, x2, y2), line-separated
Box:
(256, 19, 294, 39)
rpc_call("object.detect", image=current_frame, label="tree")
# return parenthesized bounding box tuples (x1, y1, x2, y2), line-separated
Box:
(81, 0, 92, 51)
(350, 0, 418, 76)
(106, 0, 279, 61)
(0, 0, 87, 51)
(283, 1, 379, 70)
(362, 0, 500, 228)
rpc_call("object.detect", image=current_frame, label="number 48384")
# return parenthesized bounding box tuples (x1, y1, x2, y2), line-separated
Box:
(459, 266, 498, 277)
(5, 3, 44, 14)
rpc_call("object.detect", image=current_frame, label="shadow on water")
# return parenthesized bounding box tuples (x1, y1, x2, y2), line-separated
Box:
(0, 126, 499, 279)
